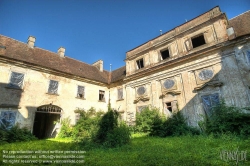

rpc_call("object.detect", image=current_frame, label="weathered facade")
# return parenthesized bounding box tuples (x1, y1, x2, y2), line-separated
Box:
(0, 6, 250, 138)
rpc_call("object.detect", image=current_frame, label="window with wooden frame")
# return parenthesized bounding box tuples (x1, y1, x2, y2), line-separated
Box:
(165, 101, 178, 113)
(117, 88, 123, 100)
(99, 90, 105, 101)
(48, 80, 59, 94)
(77, 85, 85, 99)
(8, 71, 24, 89)
(136, 58, 144, 69)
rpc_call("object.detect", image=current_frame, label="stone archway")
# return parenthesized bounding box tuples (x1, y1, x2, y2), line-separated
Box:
(33, 104, 62, 139)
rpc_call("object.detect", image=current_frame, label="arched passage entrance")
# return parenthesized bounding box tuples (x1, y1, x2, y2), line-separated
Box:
(33, 104, 62, 139)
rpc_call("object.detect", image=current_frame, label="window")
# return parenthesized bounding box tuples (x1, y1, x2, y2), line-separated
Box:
(77, 85, 85, 98)
(136, 58, 144, 69)
(8, 72, 24, 89)
(202, 93, 219, 117)
(137, 105, 147, 113)
(161, 49, 170, 60)
(137, 86, 146, 96)
(164, 101, 177, 114)
(247, 51, 250, 63)
(117, 88, 123, 100)
(75, 113, 80, 124)
(99, 90, 105, 101)
(0, 111, 16, 130)
(48, 80, 58, 94)
(191, 34, 206, 48)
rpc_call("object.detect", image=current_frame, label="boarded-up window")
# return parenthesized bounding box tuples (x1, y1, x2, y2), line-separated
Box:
(77, 86, 85, 98)
(8, 72, 24, 89)
(202, 93, 219, 117)
(99, 90, 105, 101)
(48, 80, 58, 94)
(117, 88, 123, 100)
(0, 111, 16, 130)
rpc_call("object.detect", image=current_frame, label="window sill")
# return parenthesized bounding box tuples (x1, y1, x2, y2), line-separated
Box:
(75, 97, 86, 100)
(98, 100, 106, 103)
(46, 93, 59, 96)
(116, 98, 124, 101)
(5, 86, 23, 91)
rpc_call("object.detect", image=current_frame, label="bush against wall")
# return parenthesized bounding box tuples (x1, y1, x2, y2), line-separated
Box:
(0, 125, 37, 143)
(203, 101, 250, 137)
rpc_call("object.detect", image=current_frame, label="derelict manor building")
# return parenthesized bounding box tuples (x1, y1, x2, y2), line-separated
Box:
(0, 6, 250, 138)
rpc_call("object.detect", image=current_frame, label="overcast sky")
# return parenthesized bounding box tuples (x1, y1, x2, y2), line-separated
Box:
(1, 0, 249, 71)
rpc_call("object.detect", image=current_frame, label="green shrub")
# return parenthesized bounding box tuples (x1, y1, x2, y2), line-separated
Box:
(57, 117, 73, 138)
(150, 111, 200, 137)
(0, 125, 37, 143)
(135, 106, 161, 133)
(205, 101, 250, 137)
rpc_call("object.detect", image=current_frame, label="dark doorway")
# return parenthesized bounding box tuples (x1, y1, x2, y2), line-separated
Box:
(33, 104, 62, 139)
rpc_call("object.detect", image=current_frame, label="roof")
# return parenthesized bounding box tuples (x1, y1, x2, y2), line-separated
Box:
(0, 35, 110, 84)
(228, 10, 250, 38)
(111, 66, 126, 82)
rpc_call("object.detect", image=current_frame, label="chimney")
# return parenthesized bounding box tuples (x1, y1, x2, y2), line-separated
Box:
(57, 47, 65, 57)
(27, 36, 36, 48)
(92, 60, 103, 72)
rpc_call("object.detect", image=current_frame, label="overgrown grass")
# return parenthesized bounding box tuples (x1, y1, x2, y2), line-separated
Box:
(1, 135, 249, 165)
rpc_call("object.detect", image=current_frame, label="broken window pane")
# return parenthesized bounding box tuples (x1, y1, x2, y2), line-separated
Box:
(136, 59, 144, 69)
(99, 90, 105, 101)
(77, 86, 85, 98)
(191, 34, 206, 48)
(0, 111, 16, 130)
(161, 49, 170, 60)
(117, 88, 123, 100)
(48, 80, 58, 94)
(202, 93, 219, 117)
(8, 72, 24, 89)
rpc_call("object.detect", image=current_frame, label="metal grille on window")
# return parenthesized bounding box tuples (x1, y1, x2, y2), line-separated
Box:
(9, 72, 24, 88)
(48, 80, 58, 94)
(77, 86, 85, 98)
(137, 86, 146, 96)
(202, 93, 219, 117)
(0, 111, 16, 130)
(118, 88, 123, 100)
(163, 79, 175, 89)
(198, 69, 214, 81)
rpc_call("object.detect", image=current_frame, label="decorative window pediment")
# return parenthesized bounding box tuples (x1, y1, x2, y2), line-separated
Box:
(194, 80, 223, 92)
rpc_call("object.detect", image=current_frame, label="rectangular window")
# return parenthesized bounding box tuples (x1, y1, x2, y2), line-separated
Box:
(202, 93, 219, 117)
(117, 88, 123, 100)
(8, 72, 24, 89)
(0, 111, 16, 130)
(136, 58, 144, 69)
(191, 34, 206, 48)
(77, 85, 85, 98)
(247, 51, 250, 63)
(164, 101, 178, 115)
(161, 49, 170, 60)
(99, 90, 105, 101)
(48, 80, 59, 94)
(137, 105, 147, 113)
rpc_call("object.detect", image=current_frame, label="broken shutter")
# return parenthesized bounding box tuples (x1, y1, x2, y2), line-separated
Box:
(48, 80, 58, 94)
(202, 93, 219, 117)
(9, 72, 24, 88)
(118, 88, 123, 100)
(0, 111, 16, 130)
(77, 86, 85, 98)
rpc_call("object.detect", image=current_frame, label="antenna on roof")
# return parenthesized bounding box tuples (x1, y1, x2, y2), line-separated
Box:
(110, 64, 112, 72)
(160, 30, 162, 35)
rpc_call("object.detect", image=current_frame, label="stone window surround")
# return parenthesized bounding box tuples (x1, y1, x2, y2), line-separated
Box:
(135, 56, 145, 70)
(183, 31, 209, 52)
(76, 85, 86, 100)
(158, 45, 172, 62)
(6, 71, 25, 90)
(47, 79, 59, 95)
(117, 88, 124, 101)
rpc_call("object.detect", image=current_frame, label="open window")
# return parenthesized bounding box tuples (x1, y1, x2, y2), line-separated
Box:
(161, 49, 170, 60)
(77, 85, 85, 98)
(191, 34, 206, 48)
(8, 71, 24, 89)
(164, 101, 178, 114)
(136, 58, 144, 69)
(99, 90, 105, 101)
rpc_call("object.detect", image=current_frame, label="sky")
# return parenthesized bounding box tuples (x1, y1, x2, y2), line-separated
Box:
(0, 0, 249, 71)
